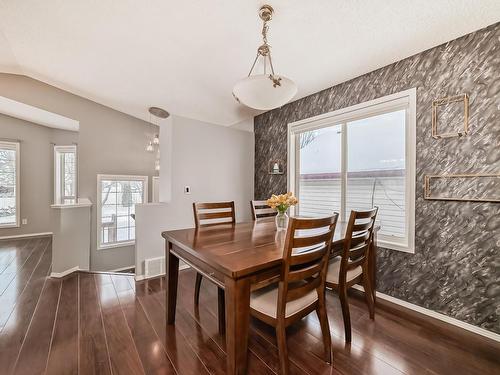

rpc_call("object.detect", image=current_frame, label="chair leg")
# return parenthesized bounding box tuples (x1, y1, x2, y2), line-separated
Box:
(276, 321, 289, 375)
(362, 273, 375, 319)
(316, 296, 332, 364)
(194, 272, 202, 305)
(217, 287, 226, 335)
(339, 285, 352, 342)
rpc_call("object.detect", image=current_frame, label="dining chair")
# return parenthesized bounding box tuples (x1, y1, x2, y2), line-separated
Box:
(250, 214, 339, 375)
(326, 207, 378, 343)
(192, 201, 236, 307)
(250, 200, 277, 220)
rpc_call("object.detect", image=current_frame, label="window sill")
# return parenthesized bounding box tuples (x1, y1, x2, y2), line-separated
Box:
(378, 238, 414, 254)
(51, 198, 92, 209)
(0, 223, 20, 229)
(98, 241, 135, 250)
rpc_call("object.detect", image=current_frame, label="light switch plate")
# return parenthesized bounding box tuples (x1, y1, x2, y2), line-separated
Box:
(22, 218, 28, 225)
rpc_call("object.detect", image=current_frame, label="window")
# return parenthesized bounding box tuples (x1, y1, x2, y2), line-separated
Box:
(288, 89, 416, 253)
(97, 175, 148, 249)
(54, 145, 77, 204)
(0, 141, 20, 228)
(152, 176, 160, 203)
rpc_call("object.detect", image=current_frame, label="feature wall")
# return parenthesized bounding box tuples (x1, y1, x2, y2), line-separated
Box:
(0, 74, 158, 271)
(254, 23, 499, 334)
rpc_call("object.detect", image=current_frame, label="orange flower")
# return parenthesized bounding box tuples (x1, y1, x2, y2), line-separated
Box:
(266, 192, 298, 211)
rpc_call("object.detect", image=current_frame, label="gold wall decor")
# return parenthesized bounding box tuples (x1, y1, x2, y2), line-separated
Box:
(424, 173, 500, 202)
(431, 94, 469, 139)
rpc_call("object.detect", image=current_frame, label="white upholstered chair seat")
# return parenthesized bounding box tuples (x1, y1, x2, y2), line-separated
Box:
(326, 256, 363, 284)
(250, 284, 318, 318)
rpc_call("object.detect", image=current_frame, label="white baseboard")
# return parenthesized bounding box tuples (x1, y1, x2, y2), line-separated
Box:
(134, 263, 190, 282)
(352, 285, 500, 343)
(0, 232, 53, 240)
(50, 266, 80, 278)
(108, 265, 135, 272)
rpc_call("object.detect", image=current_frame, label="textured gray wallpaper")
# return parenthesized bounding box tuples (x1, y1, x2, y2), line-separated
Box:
(254, 23, 499, 333)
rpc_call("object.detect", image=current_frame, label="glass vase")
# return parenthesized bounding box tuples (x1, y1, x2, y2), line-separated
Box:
(275, 211, 289, 231)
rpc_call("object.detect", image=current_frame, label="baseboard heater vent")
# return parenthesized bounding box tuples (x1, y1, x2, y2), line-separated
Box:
(145, 256, 165, 278)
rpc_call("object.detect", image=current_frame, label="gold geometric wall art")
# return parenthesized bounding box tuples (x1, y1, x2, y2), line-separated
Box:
(424, 173, 500, 202)
(431, 94, 469, 139)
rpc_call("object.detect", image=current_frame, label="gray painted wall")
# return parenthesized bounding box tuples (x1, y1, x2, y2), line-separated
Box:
(0, 74, 158, 271)
(0, 115, 77, 234)
(254, 23, 499, 334)
(135, 115, 254, 278)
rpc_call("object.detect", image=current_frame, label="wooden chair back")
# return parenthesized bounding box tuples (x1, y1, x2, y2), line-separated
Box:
(250, 200, 277, 220)
(340, 207, 378, 284)
(192, 201, 236, 228)
(278, 214, 338, 315)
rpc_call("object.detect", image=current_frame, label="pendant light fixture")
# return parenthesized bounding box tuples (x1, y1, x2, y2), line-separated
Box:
(146, 106, 169, 172)
(233, 5, 297, 111)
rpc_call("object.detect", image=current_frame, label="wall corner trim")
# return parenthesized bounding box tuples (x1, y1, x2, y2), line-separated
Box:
(352, 285, 500, 343)
(134, 263, 190, 282)
(108, 265, 135, 273)
(50, 266, 81, 278)
(0, 232, 53, 240)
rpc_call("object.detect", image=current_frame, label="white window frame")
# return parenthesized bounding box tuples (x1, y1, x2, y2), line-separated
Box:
(287, 88, 416, 253)
(152, 176, 160, 203)
(54, 145, 78, 204)
(97, 174, 148, 250)
(0, 141, 20, 228)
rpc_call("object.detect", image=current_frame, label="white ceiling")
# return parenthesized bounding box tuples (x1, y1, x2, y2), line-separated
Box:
(0, 1, 499, 126)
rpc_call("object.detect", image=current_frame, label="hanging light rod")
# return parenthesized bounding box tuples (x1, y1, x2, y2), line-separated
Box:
(232, 4, 297, 111)
(146, 107, 164, 154)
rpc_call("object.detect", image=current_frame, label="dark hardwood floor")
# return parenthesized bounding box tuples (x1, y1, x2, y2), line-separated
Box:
(0, 237, 498, 374)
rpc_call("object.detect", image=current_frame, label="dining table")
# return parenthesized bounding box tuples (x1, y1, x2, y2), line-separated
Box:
(162, 217, 378, 375)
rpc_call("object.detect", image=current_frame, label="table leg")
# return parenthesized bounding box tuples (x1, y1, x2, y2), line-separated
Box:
(166, 241, 179, 324)
(225, 276, 251, 375)
(218, 287, 226, 335)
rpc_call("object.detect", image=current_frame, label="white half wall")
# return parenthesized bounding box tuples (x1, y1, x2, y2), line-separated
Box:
(50, 199, 92, 276)
(135, 115, 254, 278)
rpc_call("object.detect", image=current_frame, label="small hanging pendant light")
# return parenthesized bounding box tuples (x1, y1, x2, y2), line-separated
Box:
(146, 107, 168, 175)
(233, 5, 297, 111)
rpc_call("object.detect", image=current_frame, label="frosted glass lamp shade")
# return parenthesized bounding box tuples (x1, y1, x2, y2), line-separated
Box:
(233, 74, 297, 110)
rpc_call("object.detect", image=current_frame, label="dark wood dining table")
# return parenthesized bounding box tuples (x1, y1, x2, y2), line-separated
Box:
(162, 218, 378, 375)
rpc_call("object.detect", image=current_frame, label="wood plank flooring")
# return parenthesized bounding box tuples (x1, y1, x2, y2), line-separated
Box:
(0, 237, 499, 374)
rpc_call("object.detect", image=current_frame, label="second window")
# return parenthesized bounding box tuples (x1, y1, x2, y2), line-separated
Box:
(97, 175, 148, 249)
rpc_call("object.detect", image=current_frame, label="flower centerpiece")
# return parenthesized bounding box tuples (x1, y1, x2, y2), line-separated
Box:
(266, 192, 298, 231)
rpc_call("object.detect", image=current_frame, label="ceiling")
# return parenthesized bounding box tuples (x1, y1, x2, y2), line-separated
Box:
(0, 1, 499, 127)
